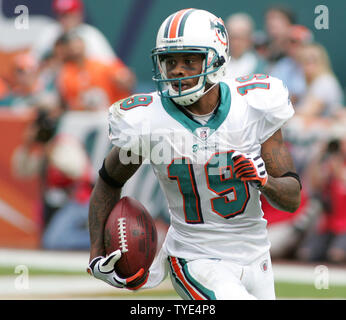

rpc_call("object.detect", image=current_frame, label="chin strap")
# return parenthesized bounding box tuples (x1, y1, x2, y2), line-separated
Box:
(172, 82, 218, 107)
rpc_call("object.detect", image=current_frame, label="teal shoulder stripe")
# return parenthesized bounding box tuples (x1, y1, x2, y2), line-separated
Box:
(177, 9, 195, 37)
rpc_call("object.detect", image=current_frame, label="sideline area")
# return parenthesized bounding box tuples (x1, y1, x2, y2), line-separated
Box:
(1, 248, 346, 299)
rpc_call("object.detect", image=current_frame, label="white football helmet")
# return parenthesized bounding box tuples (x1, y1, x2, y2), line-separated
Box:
(151, 9, 230, 106)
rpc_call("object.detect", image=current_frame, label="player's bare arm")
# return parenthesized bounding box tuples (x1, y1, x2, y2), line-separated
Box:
(260, 129, 301, 212)
(88, 146, 142, 262)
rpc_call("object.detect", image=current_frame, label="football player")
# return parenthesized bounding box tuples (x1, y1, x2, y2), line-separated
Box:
(87, 8, 301, 299)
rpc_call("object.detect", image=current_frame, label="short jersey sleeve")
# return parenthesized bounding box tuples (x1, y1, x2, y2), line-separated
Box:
(108, 100, 144, 157)
(244, 76, 295, 144)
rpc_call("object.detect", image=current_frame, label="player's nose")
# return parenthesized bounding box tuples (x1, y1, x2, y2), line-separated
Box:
(170, 59, 186, 77)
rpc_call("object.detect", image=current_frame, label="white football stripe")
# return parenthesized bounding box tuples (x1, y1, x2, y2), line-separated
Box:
(0, 199, 37, 233)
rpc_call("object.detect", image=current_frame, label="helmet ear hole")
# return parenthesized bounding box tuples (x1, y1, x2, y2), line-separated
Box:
(213, 56, 225, 68)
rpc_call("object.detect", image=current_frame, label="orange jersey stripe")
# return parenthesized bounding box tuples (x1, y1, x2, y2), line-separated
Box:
(168, 9, 190, 38)
(170, 257, 205, 300)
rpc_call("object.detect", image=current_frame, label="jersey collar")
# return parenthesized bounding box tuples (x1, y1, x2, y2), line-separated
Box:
(160, 81, 231, 136)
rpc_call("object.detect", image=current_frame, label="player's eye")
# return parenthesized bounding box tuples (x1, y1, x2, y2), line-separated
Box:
(166, 59, 176, 66)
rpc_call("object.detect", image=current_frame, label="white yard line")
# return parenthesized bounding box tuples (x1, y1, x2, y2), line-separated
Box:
(0, 248, 88, 272)
(0, 275, 176, 299)
(1, 249, 345, 285)
(273, 263, 346, 286)
(0, 249, 176, 299)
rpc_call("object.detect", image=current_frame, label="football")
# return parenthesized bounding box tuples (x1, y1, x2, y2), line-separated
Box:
(104, 196, 158, 279)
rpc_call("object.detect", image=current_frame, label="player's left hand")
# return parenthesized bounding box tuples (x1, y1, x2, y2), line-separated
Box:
(87, 250, 148, 290)
(231, 151, 268, 189)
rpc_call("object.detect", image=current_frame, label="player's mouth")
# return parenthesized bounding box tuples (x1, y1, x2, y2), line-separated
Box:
(172, 81, 190, 92)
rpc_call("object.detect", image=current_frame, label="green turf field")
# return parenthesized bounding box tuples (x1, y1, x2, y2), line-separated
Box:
(1, 266, 345, 299)
(275, 281, 346, 299)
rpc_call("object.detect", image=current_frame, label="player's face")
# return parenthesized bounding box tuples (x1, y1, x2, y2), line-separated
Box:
(163, 52, 204, 92)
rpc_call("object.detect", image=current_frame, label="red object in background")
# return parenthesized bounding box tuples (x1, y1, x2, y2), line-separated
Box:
(262, 189, 308, 225)
(52, 0, 84, 14)
(45, 164, 92, 204)
(318, 170, 346, 234)
(0, 109, 41, 248)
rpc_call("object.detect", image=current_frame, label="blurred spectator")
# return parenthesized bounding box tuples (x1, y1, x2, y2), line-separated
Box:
(38, 35, 69, 97)
(224, 13, 267, 78)
(0, 53, 57, 110)
(270, 25, 313, 105)
(295, 43, 344, 118)
(12, 119, 93, 249)
(32, 0, 117, 64)
(268, 43, 345, 261)
(284, 43, 344, 176)
(57, 31, 135, 110)
(12, 108, 64, 226)
(40, 134, 93, 250)
(296, 132, 346, 263)
(265, 5, 296, 72)
(253, 30, 270, 61)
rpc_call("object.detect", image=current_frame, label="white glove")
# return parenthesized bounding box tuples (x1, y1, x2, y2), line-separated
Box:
(87, 250, 148, 290)
(231, 151, 268, 189)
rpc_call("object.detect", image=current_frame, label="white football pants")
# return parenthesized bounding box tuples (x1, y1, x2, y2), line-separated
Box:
(167, 252, 275, 300)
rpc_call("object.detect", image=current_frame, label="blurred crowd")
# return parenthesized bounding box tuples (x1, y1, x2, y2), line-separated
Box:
(0, 1, 345, 264)
(225, 5, 346, 265)
(1, 0, 136, 251)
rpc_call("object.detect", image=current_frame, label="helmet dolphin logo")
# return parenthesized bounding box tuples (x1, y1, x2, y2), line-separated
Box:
(210, 19, 228, 46)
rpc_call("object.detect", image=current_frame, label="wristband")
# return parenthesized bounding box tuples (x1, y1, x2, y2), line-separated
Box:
(98, 159, 125, 188)
(281, 171, 302, 190)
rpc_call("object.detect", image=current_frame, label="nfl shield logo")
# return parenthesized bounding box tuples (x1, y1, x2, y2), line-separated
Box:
(197, 127, 210, 140)
(260, 259, 268, 272)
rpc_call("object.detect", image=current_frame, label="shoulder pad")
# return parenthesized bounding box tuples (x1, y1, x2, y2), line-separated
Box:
(235, 74, 289, 111)
(110, 93, 154, 114)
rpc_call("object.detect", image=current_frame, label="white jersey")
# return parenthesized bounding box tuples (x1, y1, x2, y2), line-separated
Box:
(108, 75, 294, 265)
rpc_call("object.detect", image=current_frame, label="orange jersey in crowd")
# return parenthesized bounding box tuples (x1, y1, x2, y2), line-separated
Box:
(58, 58, 132, 111)
(0, 78, 9, 100)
